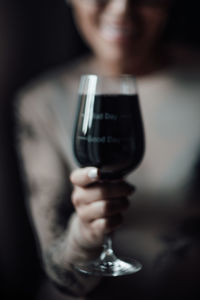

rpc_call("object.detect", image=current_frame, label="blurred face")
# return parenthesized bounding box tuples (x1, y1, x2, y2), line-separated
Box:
(70, 0, 171, 73)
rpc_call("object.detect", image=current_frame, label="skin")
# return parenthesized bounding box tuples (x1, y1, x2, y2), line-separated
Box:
(70, 167, 134, 248)
(69, 0, 171, 251)
(70, 0, 171, 75)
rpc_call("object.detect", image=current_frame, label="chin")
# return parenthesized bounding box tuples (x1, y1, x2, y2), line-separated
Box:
(107, 50, 135, 70)
(103, 46, 131, 63)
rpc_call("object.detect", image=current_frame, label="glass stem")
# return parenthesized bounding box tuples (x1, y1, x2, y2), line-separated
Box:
(100, 234, 117, 265)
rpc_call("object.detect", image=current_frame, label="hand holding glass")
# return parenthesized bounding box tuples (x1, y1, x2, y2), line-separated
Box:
(73, 74, 145, 276)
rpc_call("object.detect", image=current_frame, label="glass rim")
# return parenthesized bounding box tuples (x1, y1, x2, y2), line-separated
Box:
(80, 74, 137, 79)
(79, 74, 137, 95)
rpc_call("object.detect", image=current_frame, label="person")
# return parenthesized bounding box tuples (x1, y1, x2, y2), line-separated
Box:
(15, 0, 200, 299)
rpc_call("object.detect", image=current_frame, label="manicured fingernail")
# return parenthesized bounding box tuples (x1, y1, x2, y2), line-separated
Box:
(88, 168, 98, 180)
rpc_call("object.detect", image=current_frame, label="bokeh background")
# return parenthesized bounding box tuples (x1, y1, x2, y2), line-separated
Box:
(0, 1, 87, 299)
(0, 0, 199, 299)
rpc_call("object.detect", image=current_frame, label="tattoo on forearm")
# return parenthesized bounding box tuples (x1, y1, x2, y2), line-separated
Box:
(43, 246, 88, 296)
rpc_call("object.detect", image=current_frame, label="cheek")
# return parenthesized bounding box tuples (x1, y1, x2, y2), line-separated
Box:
(139, 7, 168, 41)
(72, 5, 100, 45)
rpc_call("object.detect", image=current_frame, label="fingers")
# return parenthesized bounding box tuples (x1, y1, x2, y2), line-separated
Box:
(76, 214, 124, 248)
(77, 197, 130, 223)
(70, 167, 135, 246)
(70, 167, 99, 187)
(91, 214, 124, 235)
(72, 181, 134, 206)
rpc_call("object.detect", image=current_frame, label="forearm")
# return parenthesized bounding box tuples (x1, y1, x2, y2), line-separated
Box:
(15, 92, 102, 296)
(41, 213, 101, 297)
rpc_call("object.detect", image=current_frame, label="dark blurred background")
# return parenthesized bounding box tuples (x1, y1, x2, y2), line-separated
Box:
(0, 0, 87, 299)
(0, 0, 199, 299)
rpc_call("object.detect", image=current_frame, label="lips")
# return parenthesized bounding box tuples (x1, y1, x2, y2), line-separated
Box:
(100, 23, 135, 43)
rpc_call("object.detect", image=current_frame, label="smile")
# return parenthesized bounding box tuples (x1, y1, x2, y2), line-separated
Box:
(100, 23, 134, 43)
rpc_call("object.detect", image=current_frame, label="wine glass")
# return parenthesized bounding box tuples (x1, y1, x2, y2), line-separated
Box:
(73, 74, 145, 276)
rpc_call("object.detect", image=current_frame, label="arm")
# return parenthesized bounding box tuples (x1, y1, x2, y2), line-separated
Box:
(15, 91, 101, 297)
(15, 86, 135, 297)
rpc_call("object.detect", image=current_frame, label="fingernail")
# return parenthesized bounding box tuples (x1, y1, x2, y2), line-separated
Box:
(88, 167, 98, 180)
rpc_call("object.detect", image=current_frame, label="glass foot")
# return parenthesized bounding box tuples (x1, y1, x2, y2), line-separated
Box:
(74, 257, 142, 277)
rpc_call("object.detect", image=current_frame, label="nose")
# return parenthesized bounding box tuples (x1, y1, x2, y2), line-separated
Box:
(107, 0, 130, 17)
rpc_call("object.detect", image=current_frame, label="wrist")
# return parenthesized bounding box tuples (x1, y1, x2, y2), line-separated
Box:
(68, 213, 102, 261)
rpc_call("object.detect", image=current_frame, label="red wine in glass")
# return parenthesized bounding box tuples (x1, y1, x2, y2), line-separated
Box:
(73, 75, 145, 276)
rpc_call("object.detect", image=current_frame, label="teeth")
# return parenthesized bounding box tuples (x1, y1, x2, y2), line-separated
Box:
(100, 24, 132, 41)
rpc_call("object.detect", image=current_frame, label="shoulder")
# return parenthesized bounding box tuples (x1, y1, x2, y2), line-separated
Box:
(139, 64, 200, 97)
(16, 55, 91, 120)
(16, 69, 65, 121)
(170, 64, 200, 89)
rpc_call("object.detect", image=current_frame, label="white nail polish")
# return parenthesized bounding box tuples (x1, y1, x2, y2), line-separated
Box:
(88, 168, 98, 180)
